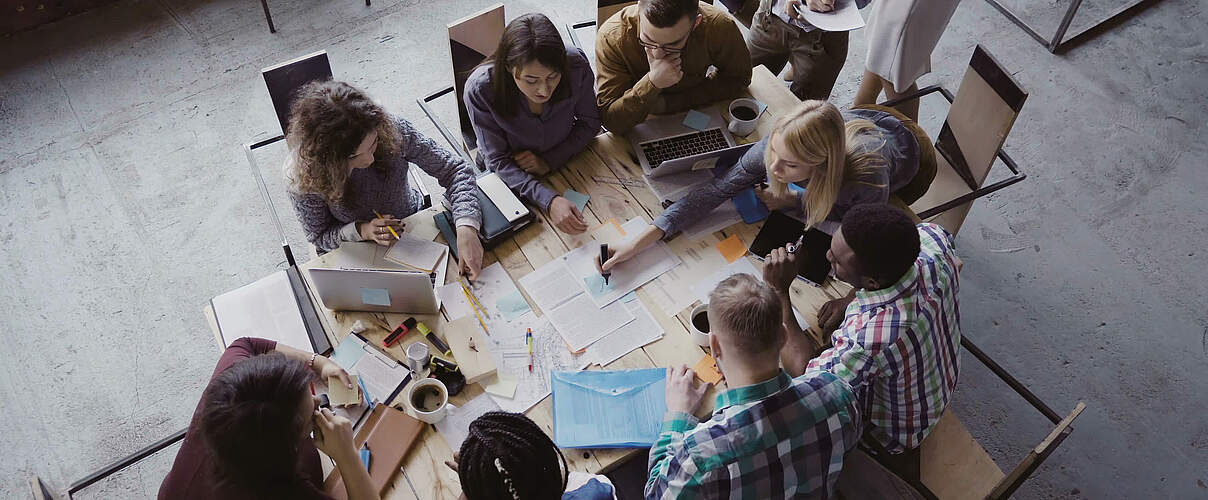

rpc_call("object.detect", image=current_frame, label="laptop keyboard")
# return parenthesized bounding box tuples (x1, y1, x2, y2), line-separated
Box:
(640, 128, 729, 170)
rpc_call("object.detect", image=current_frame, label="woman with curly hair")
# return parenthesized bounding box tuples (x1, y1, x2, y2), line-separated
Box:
(284, 80, 485, 278)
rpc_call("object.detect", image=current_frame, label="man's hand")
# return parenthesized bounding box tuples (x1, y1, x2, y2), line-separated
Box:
(803, 0, 834, 13)
(818, 290, 856, 331)
(755, 186, 800, 212)
(665, 364, 711, 415)
(359, 215, 404, 246)
(456, 225, 484, 280)
(549, 196, 588, 234)
(513, 151, 551, 176)
(762, 245, 799, 293)
(648, 53, 684, 89)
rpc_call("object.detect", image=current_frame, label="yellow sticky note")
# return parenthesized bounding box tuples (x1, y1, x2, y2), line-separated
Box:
(692, 354, 723, 385)
(715, 234, 747, 263)
(484, 375, 519, 399)
(328, 375, 361, 406)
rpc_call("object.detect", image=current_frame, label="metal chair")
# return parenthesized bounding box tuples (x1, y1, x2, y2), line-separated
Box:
(566, 0, 638, 72)
(883, 45, 1028, 236)
(983, 0, 1159, 54)
(257, 0, 370, 34)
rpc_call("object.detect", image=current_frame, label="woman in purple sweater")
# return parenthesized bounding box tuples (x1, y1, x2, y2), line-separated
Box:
(464, 13, 602, 234)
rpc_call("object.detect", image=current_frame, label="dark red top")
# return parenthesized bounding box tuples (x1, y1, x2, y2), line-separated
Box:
(158, 337, 331, 500)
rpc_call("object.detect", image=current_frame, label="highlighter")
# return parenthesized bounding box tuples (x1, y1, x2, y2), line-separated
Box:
(416, 320, 452, 356)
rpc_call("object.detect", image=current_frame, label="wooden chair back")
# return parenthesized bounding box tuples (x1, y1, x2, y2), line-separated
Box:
(261, 50, 333, 135)
(448, 3, 506, 151)
(599, 0, 637, 26)
(910, 46, 1027, 234)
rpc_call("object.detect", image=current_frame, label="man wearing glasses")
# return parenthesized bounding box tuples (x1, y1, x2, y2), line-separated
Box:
(596, 0, 752, 134)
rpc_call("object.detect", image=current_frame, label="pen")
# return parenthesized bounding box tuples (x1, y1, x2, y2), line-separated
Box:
(599, 244, 611, 285)
(787, 234, 805, 254)
(526, 328, 533, 373)
(373, 210, 400, 240)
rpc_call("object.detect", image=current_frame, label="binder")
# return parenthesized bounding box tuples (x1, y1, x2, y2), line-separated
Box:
(438, 172, 534, 251)
(322, 404, 425, 499)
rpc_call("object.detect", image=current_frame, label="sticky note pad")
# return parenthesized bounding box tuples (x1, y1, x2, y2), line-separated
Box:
(360, 288, 391, 307)
(484, 375, 519, 399)
(716, 234, 748, 263)
(564, 189, 590, 212)
(583, 274, 617, 298)
(693, 354, 723, 385)
(682, 110, 712, 131)
(328, 375, 361, 406)
(756, 100, 768, 116)
(329, 338, 367, 370)
(496, 290, 532, 322)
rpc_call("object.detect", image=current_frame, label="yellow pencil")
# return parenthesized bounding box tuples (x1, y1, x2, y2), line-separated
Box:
(458, 277, 489, 318)
(373, 210, 400, 240)
(461, 283, 490, 336)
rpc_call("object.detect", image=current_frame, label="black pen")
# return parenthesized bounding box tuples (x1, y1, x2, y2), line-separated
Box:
(600, 243, 611, 285)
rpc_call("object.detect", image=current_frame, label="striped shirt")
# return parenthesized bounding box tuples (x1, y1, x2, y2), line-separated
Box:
(645, 370, 861, 499)
(805, 223, 962, 453)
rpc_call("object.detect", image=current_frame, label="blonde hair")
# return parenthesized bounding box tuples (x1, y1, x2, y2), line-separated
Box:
(764, 100, 886, 228)
(707, 274, 784, 355)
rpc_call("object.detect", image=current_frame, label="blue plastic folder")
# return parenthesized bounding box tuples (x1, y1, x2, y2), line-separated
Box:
(552, 368, 668, 448)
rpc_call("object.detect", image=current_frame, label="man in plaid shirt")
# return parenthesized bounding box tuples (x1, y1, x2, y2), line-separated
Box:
(768, 204, 962, 479)
(645, 274, 862, 499)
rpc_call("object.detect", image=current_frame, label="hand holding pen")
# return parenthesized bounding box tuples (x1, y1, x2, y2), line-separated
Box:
(361, 210, 403, 246)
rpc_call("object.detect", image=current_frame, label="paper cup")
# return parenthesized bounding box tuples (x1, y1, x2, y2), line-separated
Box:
(690, 303, 712, 347)
(408, 378, 449, 423)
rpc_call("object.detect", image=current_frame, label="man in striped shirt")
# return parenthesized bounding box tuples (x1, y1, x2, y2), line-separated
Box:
(645, 274, 862, 499)
(765, 204, 962, 479)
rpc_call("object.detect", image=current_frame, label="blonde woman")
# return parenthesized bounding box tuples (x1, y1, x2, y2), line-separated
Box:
(285, 81, 485, 279)
(600, 100, 933, 272)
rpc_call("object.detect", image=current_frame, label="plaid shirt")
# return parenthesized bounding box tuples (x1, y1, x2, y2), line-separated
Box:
(805, 223, 962, 453)
(645, 370, 861, 499)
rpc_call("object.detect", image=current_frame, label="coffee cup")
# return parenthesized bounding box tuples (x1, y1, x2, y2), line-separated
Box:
(689, 303, 711, 347)
(727, 98, 761, 136)
(407, 377, 449, 423)
(405, 342, 431, 376)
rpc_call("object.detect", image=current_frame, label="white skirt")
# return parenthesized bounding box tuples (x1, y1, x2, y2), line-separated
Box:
(864, 0, 962, 90)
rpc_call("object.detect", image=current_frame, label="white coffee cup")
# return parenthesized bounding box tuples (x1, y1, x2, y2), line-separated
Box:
(727, 98, 761, 136)
(689, 303, 711, 347)
(407, 377, 449, 423)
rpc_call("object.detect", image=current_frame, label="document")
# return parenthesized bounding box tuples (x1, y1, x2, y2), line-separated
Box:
(328, 333, 412, 407)
(435, 393, 501, 450)
(782, 0, 865, 31)
(546, 294, 635, 352)
(384, 234, 447, 272)
(485, 313, 590, 413)
(583, 293, 664, 367)
(562, 218, 681, 308)
(644, 170, 712, 204)
(552, 368, 669, 448)
(643, 234, 729, 316)
(436, 282, 473, 320)
(690, 257, 763, 301)
(212, 270, 313, 353)
(518, 260, 582, 312)
(680, 201, 744, 241)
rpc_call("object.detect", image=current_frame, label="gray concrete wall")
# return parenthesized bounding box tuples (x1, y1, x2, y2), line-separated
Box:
(0, 0, 1204, 497)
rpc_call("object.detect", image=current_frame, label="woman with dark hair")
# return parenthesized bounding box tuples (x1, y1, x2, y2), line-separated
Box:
(446, 411, 616, 500)
(464, 13, 601, 235)
(285, 80, 485, 278)
(158, 337, 378, 500)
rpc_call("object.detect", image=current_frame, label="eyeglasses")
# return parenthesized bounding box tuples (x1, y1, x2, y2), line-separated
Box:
(637, 22, 694, 54)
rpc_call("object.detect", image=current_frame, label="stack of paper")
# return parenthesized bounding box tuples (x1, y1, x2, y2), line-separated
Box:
(582, 292, 664, 367)
(384, 234, 447, 272)
(435, 393, 501, 450)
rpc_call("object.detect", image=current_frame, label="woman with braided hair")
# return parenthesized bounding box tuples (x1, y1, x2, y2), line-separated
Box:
(445, 411, 616, 500)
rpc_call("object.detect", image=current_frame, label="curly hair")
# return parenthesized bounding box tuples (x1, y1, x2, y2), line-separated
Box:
(285, 80, 399, 203)
(458, 411, 567, 500)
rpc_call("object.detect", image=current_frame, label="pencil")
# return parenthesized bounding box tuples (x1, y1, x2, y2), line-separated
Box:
(461, 283, 490, 336)
(459, 277, 489, 318)
(373, 210, 400, 240)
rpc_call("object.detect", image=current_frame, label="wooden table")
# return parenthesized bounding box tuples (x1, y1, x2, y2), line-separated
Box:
(211, 66, 852, 499)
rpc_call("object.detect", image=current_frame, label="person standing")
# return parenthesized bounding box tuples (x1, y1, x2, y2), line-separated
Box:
(852, 0, 962, 119)
(746, 0, 862, 101)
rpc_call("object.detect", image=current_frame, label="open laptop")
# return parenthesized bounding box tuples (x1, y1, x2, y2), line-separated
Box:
(308, 268, 439, 314)
(628, 108, 745, 178)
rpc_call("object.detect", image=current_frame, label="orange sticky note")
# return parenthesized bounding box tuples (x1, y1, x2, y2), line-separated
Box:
(692, 354, 723, 385)
(715, 234, 747, 263)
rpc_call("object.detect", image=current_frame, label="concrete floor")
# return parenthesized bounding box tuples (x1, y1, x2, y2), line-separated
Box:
(1, 0, 1205, 497)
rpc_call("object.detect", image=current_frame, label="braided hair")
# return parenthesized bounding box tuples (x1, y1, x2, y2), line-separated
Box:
(458, 411, 568, 500)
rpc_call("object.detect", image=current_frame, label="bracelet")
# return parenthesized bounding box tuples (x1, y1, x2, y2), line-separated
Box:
(308, 353, 317, 370)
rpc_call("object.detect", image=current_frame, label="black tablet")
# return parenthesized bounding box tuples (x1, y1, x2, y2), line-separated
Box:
(749, 211, 833, 286)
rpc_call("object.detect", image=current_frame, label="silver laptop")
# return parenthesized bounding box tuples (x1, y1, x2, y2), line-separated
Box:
(628, 108, 742, 178)
(308, 268, 439, 314)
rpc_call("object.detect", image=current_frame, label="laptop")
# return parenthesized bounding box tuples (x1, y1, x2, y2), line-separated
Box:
(628, 108, 745, 178)
(644, 142, 757, 207)
(308, 268, 439, 314)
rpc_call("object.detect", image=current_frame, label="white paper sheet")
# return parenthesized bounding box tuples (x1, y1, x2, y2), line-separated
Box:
(485, 313, 590, 413)
(643, 234, 729, 316)
(212, 270, 314, 353)
(780, 0, 865, 32)
(517, 258, 583, 312)
(690, 257, 764, 301)
(644, 170, 712, 203)
(546, 293, 635, 352)
(583, 293, 665, 367)
(435, 393, 501, 450)
(680, 201, 744, 241)
(384, 234, 447, 272)
(562, 219, 681, 308)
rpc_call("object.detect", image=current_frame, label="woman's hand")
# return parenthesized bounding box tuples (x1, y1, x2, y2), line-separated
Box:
(315, 356, 353, 390)
(597, 226, 665, 273)
(456, 226, 484, 280)
(756, 187, 800, 212)
(312, 407, 358, 462)
(513, 151, 551, 176)
(359, 215, 404, 246)
(549, 196, 588, 234)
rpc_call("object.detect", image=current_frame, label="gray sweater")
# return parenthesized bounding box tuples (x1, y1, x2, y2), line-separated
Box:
(652, 108, 920, 236)
(287, 116, 481, 251)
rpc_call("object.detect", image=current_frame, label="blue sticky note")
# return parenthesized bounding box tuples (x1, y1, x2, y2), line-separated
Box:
(330, 337, 367, 370)
(583, 274, 616, 299)
(496, 290, 532, 322)
(564, 189, 590, 212)
(732, 187, 770, 223)
(552, 368, 668, 448)
(756, 100, 768, 116)
(682, 110, 712, 131)
(360, 444, 371, 470)
(360, 288, 391, 307)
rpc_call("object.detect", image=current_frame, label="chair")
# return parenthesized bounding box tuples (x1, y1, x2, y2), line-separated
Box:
(882, 45, 1028, 236)
(257, 0, 370, 34)
(566, 0, 638, 70)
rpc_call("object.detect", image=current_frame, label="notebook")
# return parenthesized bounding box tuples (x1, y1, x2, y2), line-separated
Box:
(323, 404, 425, 499)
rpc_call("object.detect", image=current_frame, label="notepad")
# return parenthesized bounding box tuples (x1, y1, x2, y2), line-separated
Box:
(564, 189, 590, 212)
(552, 368, 668, 448)
(682, 110, 713, 131)
(693, 354, 723, 385)
(328, 375, 362, 407)
(716, 234, 748, 263)
(384, 234, 447, 272)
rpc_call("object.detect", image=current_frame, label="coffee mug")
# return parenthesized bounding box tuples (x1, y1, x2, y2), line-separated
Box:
(689, 303, 711, 347)
(727, 98, 761, 136)
(405, 342, 431, 376)
(408, 377, 450, 423)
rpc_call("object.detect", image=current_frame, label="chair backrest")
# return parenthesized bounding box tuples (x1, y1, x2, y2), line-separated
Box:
(262, 51, 333, 135)
(599, 0, 637, 27)
(448, 3, 506, 152)
(935, 45, 1027, 191)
